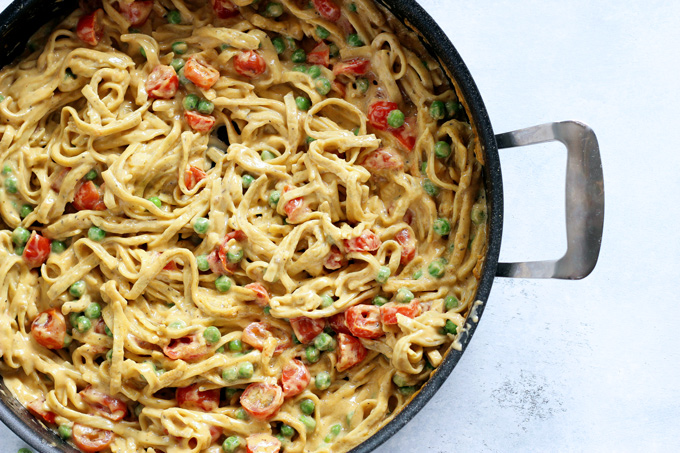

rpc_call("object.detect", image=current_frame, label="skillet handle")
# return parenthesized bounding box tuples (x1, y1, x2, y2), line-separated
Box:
(494, 121, 604, 279)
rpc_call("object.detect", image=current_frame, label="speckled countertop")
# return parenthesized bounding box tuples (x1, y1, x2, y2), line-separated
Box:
(0, 0, 678, 452)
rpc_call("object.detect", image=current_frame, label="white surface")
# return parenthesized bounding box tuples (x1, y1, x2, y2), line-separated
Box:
(1, 0, 678, 452)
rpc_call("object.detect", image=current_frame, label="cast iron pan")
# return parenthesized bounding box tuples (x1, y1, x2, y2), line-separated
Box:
(0, 1, 604, 451)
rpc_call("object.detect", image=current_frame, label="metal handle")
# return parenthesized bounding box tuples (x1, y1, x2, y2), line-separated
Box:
(494, 121, 604, 279)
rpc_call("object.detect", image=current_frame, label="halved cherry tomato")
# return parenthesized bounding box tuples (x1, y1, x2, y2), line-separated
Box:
(367, 100, 399, 131)
(212, 0, 239, 19)
(73, 181, 106, 211)
(31, 308, 67, 349)
(184, 165, 207, 190)
(184, 57, 220, 89)
(343, 230, 381, 253)
(119, 0, 153, 26)
(146, 65, 179, 100)
(185, 110, 216, 132)
(361, 147, 404, 172)
(211, 230, 248, 274)
(27, 398, 57, 424)
(234, 51, 267, 78)
(394, 228, 416, 265)
(312, 0, 341, 21)
(328, 312, 352, 335)
(163, 334, 208, 361)
(281, 358, 310, 398)
(246, 433, 281, 453)
(240, 383, 284, 420)
(284, 197, 309, 223)
(72, 424, 114, 453)
(244, 283, 270, 307)
(242, 322, 291, 355)
(379, 300, 421, 325)
(77, 9, 103, 46)
(333, 58, 370, 76)
(392, 116, 417, 151)
(336, 333, 367, 372)
(307, 42, 330, 67)
(345, 305, 384, 339)
(176, 384, 221, 412)
(289, 317, 325, 344)
(80, 386, 128, 421)
(324, 245, 344, 270)
(163, 261, 178, 271)
(23, 231, 51, 268)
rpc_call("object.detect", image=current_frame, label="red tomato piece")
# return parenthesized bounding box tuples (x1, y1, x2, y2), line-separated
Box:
(324, 245, 344, 270)
(343, 230, 381, 253)
(332, 80, 346, 97)
(73, 181, 106, 211)
(212, 0, 239, 19)
(361, 147, 404, 172)
(392, 116, 417, 151)
(394, 228, 416, 265)
(240, 383, 284, 421)
(328, 312, 352, 335)
(184, 165, 207, 190)
(289, 317, 325, 344)
(185, 110, 216, 132)
(284, 197, 309, 223)
(184, 57, 220, 89)
(209, 425, 222, 443)
(31, 308, 67, 350)
(242, 322, 291, 355)
(94, 319, 107, 335)
(281, 358, 311, 398)
(27, 398, 57, 424)
(336, 333, 367, 372)
(176, 384, 221, 412)
(225, 230, 248, 242)
(146, 65, 179, 100)
(80, 386, 128, 421)
(333, 58, 370, 76)
(367, 100, 399, 131)
(345, 305, 384, 339)
(163, 334, 208, 361)
(119, 0, 153, 26)
(234, 50, 267, 77)
(244, 283, 270, 307)
(403, 209, 414, 225)
(72, 424, 114, 453)
(312, 0, 341, 21)
(246, 433, 281, 453)
(163, 261, 178, 271)
(379, 300, 422, 325)
(23, 231, 51, 268)
(77, 9, 103, 46)
(307, 42, 330, 67)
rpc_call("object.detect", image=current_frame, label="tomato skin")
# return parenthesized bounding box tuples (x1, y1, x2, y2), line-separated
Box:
(281, 358, 311, 398)
(184, 165, 207, 190)
(324, 245, 344, 270)
(80, 386, 128, 421)
(343, 230, 381, 253)
(72, 424, 114, 453)
(31, 308, 67, 349)
(244, 283, 270, 307)
(361, 147, 404, 172)
(163, 334, 208, 361)
(23, 231, 51, 268)
(212, 0, 239, 19)
(246, 433, 282, 453)
(379, 300, 421, 325)
(242, 322, 291, 355)
(119, 0, 153, 26)
(346, 305, 384, 339)
(392, 116, 417, 151)
(289, 317, 325, 344)
(240, 383, 284, 421)
(307, 42, 330, 67)
(312, 0, 341, 21)
(185, 110, 216, 132)
(77, 9, 103, 46)
(333, 58, 370, 76)
(234, 51, 267, 77)
(146, 65, 179, 100)
(184, 58, 220, 89)
(328, 312, 352, 335)
(367, 101, 399, 131)
(336, 333, 367, 372)
(27, 398, 57, 424)
(73, 181, 106, 211)
(284, 197, 308, 223)
(394, 228, 416, 265)
(176, 384, 221, 412)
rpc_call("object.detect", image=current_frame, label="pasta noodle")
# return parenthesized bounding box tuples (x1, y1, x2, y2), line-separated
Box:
(0, 0, 488, 452)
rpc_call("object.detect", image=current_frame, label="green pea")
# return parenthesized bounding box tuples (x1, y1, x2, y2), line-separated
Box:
(353, 127, 360, 135)
(315, 371, 331, 390)
(62, 334, 72, 348)
(148, 196, 162, 208)
(134, 404, 143, 417)
(69, 280, 86, 298)
(295, 96, 311, 111)
(420, 161, 427, 174)
(197, 99, 214, 114)
(169, 320, 186, 329)
(300, 414, 316, 432)
(428, 258, 446, 278)
(222, 367, 238, 381)
(166, 10, 181, 24)
(196, 254, 210, 271)
(292, 64, 308, 73)
(215, 275, 233, 292)
(392, 374, 408, 387)
(84, 302, 101, 319)
(328, 43, 339, 58)
(272, 37, 286, 54)
(305, 345, 320, 363)
(215, 346, 225, 353)
(429, 100, 446, 120)
(203, 326, 221, 344)
(471, 204, 486, 225)
(14, 245, 24, 256)
(0, 95, 5, 103)
(395, 287, 414, 304)
(1, 164, 11, 174)
(315, 77, 331, 95)
(268, 190, 281, 207)
(422, 179, 439, 197)
(398, 385, 416, 396)
(139, 46, 147, 59)
(445, 100, 462, 119)
(235, 408, 248, 420)
(238, 361, 254, 379)
(18, 204, 32, 219)
(85, 169, 98, 181)
(183, 94, 199, 111)
(320, 293, 334, 308)
(372, 295, 388, 306)
(265, 2, 284, 17)
(292, 334, 301, 345)
(306, 136, 316, 144)
(11, 227, 30, 246)
(242, 174, 255, 188)
(433, 218, 451, 236)
(316, 26, 331, 40)
(434, 141, 451, 159)
(76, 316, 91, 332)
(193, 216, 210, 234)
(5, 174, 18, 193)
(222, 436, 242, 453)
(307, 65, 322, 79)
(324, 424, 342, 442)
(443, 319, 458, 335)
(291, 48, 307, 63)
(280, 424, 294, 437)
(376, 265, 390, 284)
(412, 269, 423, 280)
(356, 77, 369, 93)
(227, 246, 243, 263)
(88, 226, 106, 241)
(171, 41, 188, 54)
(170, 58, 185, 72)
(349, 2, 357, 11)
(105, 325, 113, 337)
(229, 339, 243, 352)
(177, 67, 191, 85)
(220, 43, 230, 51)
(224, 388, 237, 399)
(69, 312, 80, 328)
(261, 150, 277, 161)
(300, 398, 315, 415)
(445, 295, 459, 311)
(313, 333, 335, 351)
(51, 240, 67, 254)
(58, 424, 72, 440)
(347, 33, 364, 47)
(387, 109, 405, 128)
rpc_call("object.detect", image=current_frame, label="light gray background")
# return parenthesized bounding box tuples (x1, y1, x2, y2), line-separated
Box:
(1, 0, 678, 451)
